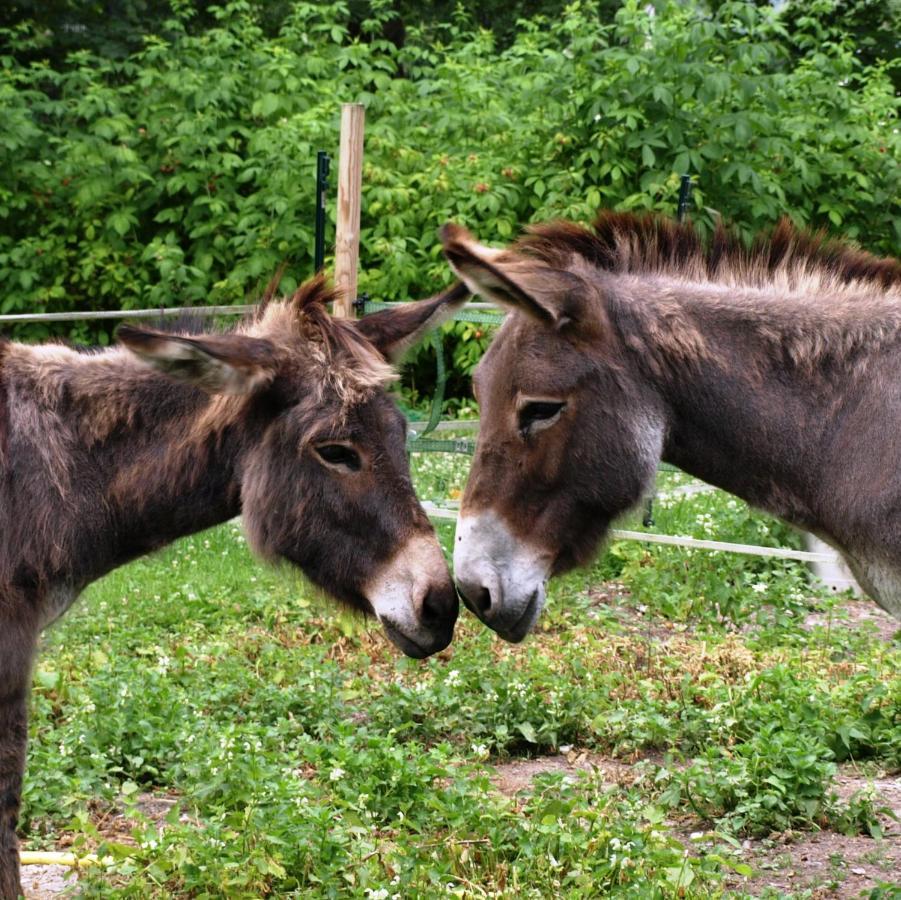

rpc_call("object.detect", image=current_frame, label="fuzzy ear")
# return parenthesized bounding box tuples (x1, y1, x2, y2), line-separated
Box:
(117, 326, 278, 395)
(440, 223, 582, 326)
(354, 282, 470, 363)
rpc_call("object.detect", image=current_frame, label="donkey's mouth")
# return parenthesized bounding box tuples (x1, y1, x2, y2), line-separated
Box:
(490, 587, 544, 644)
(380, 619, 452, 659)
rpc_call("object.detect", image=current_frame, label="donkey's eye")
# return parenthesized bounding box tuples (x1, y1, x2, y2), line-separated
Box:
(518, 401, 566, 435)
(314, 444, 362, 472)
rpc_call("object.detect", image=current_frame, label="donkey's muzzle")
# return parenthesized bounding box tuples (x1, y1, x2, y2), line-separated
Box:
(454, 510, 551, 643)
(456, 577, 543, 643)
(366, 533, 459, 658)
(380, 584, 458, 659)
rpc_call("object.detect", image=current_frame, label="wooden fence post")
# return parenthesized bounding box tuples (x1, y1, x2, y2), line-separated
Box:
(333, 103, 365, 318)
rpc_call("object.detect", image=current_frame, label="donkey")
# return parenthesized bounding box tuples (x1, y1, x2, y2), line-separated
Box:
(0, 276, 468, 899)
(440, 212, 901, 642)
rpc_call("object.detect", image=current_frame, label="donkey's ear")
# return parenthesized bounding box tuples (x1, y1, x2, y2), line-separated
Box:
(354, 282, 470, 363)
(440, 223, 580, 326)
(117, 326, 278, 395)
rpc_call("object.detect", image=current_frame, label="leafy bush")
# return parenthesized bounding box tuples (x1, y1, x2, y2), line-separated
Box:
(1, 0, 898, 361)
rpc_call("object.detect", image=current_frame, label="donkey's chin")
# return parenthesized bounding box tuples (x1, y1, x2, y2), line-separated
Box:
(379, 618, 453, 659)
(461, 584, 547, 644)
(496, 587, 546, 643)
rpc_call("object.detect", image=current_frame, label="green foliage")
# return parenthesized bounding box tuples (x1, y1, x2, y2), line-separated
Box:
(778, 0, 901, 95)
(1, 0, 899, 358)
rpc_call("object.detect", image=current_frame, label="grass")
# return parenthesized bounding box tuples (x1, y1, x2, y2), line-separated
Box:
(22, 456, 901, 898)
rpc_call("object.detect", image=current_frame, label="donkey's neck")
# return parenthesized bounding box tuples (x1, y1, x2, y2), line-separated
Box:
(606, 275, 897, 527)
(3, 342, 254, 589)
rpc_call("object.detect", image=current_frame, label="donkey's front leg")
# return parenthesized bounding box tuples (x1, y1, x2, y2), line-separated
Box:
(0, 612, 37, 900)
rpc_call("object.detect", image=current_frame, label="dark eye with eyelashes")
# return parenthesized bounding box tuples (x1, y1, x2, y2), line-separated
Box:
(314, 443, 362, 472)
(518, 401, 566, 434)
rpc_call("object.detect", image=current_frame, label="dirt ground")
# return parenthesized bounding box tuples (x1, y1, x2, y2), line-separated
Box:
(22, 866, 74, 900)
(22, 792, 182, 899)
(488, 751, 900, 899)
(802, 599, 901, 644)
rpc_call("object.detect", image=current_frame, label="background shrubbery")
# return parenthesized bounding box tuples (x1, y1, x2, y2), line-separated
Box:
(1, 0, 899, 359)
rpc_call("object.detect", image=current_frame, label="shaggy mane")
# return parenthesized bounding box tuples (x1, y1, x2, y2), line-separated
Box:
(520, 211, 901, 294)
(252, 273, 395, 399)
(516, 211, 901, 376)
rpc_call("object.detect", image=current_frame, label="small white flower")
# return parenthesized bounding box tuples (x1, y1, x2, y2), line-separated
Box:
(329, 767, 345, 782)
(752, 582, 767, 594)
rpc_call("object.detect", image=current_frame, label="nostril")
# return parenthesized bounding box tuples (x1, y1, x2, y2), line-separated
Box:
(472, 586, 492, 618)
(458, 583, 493, 620)
(420, 585, 458, 627)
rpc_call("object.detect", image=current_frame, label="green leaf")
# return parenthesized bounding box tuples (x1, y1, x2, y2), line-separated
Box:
(251, 93, 281, 118)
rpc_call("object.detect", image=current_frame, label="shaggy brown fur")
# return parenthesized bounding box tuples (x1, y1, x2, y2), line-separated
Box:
(0, 277, 468, 899)
(0, 339, 8, 464)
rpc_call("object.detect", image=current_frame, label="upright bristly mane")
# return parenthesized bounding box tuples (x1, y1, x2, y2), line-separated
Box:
(518, 211, 901, 376)
(252, 274, 395, 402)
(520, 211, 901, 295)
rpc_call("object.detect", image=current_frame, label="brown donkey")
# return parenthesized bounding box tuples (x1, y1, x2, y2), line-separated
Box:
(441, 212, 901, 642)
(0, 277, 467, 899)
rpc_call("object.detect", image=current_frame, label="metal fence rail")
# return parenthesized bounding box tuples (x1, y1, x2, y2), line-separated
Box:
(0, 305, 254, 324)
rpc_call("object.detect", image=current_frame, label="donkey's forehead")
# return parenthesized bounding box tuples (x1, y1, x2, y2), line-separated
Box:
(476, 315, 591, 396)
(296, 387, 406, 439)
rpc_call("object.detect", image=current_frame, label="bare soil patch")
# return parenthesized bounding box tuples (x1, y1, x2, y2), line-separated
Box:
(804, 598, 900, 644)
(489, 748, 680, 798)
(722, 829, 899, 897)
(490, 750, 641, 796)
(833, 765, 901, 823)
(22, 790, 186, 898)
(22, 865, 75, 900)
(716, 765, 901, 897)
(491, 753, 900, 897)
(585, 582, 682, 642)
